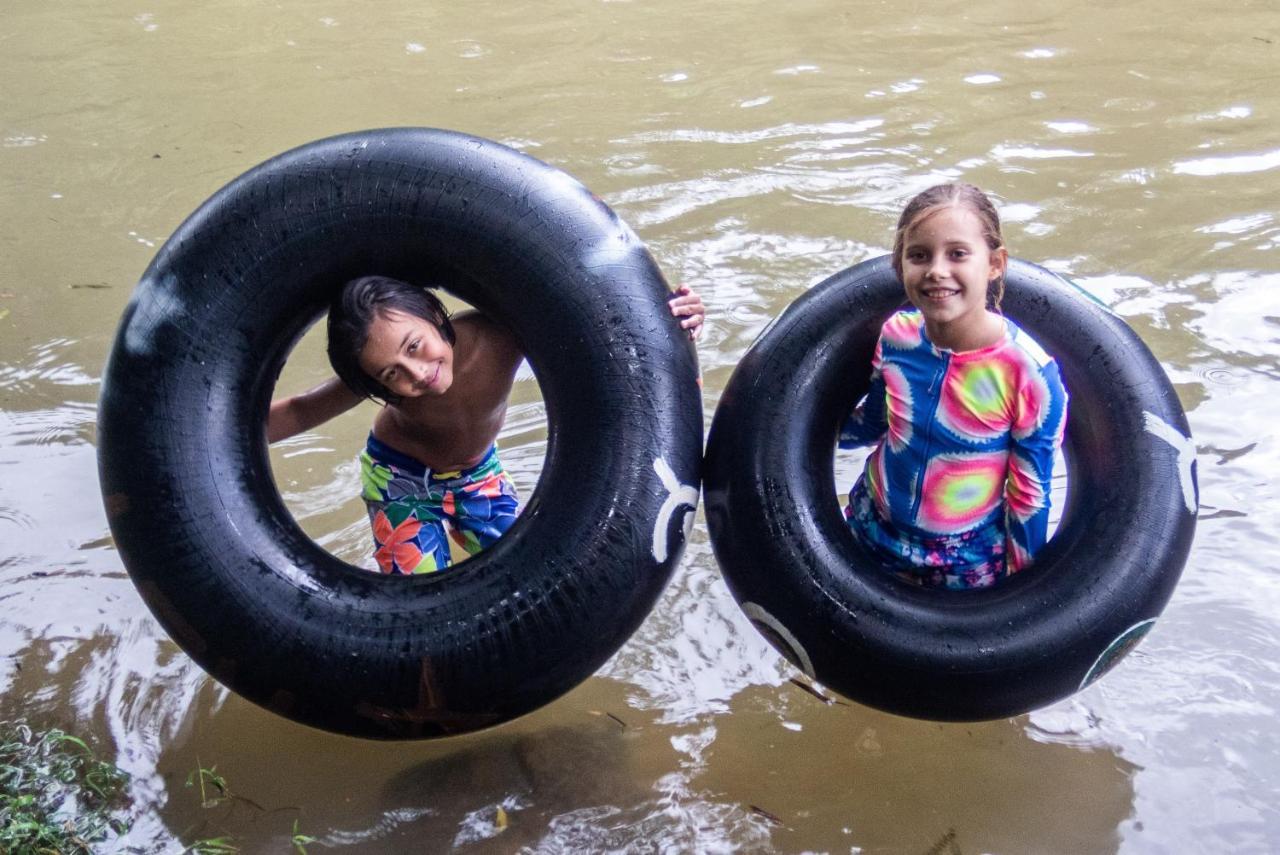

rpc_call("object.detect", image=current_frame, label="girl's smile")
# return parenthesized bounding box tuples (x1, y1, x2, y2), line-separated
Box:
(899, 206, 1006, 351)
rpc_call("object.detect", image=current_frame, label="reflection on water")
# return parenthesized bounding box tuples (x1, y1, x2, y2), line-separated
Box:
(3, 0, 1280, 849)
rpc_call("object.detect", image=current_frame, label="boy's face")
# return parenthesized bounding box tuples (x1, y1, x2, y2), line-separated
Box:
(358, 309, 454, 400)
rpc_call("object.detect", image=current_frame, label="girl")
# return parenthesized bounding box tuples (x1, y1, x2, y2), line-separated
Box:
(839, 183, 1068, 589)
(269, 276, 706, 575)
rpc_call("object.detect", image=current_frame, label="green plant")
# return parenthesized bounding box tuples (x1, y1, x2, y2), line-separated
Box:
(0, 720, 131, 854)
(291, 818, 316, 854)
(186, 762, 230, 809)
(180, 760, 312, 853)
(182, 836, 239, 854)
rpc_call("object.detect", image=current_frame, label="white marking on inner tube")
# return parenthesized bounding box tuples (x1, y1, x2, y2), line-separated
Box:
(1143, 412, 1198, 514)
(1079, 617, 1157, 691)
(651, 457, 698, 564)
(741, 602, 816, 679)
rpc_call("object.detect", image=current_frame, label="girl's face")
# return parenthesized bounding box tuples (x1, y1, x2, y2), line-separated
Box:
(899, 206, 1007, 343)
(358, 309, 454, 400)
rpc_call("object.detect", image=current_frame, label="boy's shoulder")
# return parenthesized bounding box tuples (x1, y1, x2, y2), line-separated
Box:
(452, 309, 501, 332)
(452, 310, 523, 371)
(454, 310, 519, 345)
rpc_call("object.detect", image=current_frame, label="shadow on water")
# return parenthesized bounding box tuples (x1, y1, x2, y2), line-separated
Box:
(142, 677, 676, 852)
(111, 672, 1137, 853)
(701, 683, 1139, 854)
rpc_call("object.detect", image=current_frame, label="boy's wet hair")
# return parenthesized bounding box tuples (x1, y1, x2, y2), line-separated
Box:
(891, 182, 1007, 311)
(327, 275, 457, 404)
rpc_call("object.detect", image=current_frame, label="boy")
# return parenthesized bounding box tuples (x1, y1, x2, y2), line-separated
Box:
(268, 276, 705, 573)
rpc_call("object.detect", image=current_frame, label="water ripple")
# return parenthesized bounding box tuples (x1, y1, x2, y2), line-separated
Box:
(990, 143, 1094, 161)
(1174, 148, 1280, 177)
(602, 554, 788, 726)
(0, 339, 98, 396)
(615, 119, 884, 147)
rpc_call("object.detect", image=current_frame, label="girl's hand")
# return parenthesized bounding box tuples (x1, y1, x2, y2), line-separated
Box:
(668, 284, 706, 341)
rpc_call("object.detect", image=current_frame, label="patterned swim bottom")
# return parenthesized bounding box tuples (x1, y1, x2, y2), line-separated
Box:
(844, 478, 1007, 590)
(360, 434, 520, 574)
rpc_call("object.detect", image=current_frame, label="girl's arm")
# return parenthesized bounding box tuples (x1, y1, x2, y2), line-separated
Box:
(1004, 359, 1069, 571)
(838, 339, 888, 448)
(267, 377, 364, 443)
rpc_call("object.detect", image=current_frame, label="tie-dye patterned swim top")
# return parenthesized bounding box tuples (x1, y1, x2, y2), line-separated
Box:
(839, 309, 1068, 576)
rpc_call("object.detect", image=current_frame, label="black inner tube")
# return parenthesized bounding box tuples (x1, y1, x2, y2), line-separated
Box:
(98, 129, 703, 739)
(705, 256, 1196, 721)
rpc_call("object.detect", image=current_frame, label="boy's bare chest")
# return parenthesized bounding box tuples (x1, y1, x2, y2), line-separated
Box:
(373, 354, 518, 469)
(408, 372, 507, 431)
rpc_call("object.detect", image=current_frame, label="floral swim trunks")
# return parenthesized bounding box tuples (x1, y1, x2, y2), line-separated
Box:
(360, 434, 520, 574)
(845, 478, 1007, 590)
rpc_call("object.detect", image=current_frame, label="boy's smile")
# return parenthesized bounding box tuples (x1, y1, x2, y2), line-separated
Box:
(358, 309, 455, 399)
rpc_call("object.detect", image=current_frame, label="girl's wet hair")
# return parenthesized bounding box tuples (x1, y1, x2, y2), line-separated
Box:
(327, 275, 456, 404)
(892, 182, 1007, 311)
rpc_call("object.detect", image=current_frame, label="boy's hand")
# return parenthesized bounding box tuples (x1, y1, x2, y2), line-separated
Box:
(668, 285, 706, 341)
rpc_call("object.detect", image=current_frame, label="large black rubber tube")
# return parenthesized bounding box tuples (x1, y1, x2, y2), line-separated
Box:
(704, 256, 1196, 721)
(98, 128, 703, 739)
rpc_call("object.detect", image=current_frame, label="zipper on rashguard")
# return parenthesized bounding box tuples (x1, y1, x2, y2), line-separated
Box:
(908, 351, 950, 525)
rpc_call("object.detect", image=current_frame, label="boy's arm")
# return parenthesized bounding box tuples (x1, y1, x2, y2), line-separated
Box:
(668, 285, 706, 340)
(267, 377, 364, 443)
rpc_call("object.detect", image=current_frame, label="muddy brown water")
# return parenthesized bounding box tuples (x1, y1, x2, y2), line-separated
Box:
(2, 0, 1279, 851)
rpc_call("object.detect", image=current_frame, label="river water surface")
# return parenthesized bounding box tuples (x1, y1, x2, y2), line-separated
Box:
(2, 0, 1279, 851)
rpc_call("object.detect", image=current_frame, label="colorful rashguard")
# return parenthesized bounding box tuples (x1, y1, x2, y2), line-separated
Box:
(360, 434, 520, 575)
(840, 310, 1068, 589)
